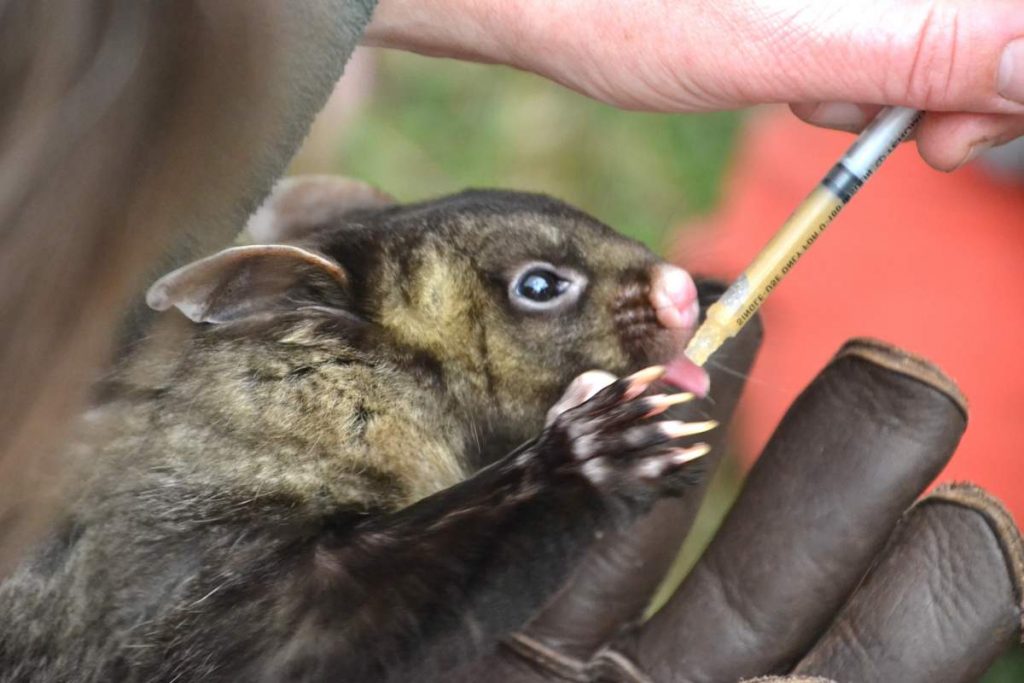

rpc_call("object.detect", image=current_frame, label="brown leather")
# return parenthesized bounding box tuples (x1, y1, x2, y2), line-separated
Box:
(832, 337, 967, 414)
(792, 484, 1024, 683)
(500, 633, 591, 682)
(620, 338, 967, 682)
(587, 647, 656, 683)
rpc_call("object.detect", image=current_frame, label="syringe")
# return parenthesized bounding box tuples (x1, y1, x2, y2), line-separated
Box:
(684, 106, 923, 366)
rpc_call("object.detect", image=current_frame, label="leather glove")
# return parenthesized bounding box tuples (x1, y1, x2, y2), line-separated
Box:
(463, 283, 1024, 683)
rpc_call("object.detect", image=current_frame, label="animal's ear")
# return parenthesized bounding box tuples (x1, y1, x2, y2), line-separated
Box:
(146, 245, 349, 324)
(245, 175, 397, 244)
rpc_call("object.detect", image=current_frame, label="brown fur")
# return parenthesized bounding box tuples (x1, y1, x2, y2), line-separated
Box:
(0, 187, 696, 681)
(91, 188, 674, 511)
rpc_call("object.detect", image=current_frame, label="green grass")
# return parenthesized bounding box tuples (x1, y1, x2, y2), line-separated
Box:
(320, 49, 1024, 681)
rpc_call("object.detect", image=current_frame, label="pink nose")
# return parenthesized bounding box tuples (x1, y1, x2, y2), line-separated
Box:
(649, 264, 699, 331)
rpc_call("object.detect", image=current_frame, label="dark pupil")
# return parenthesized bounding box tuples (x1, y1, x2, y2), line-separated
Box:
(518, 270, 567, 302)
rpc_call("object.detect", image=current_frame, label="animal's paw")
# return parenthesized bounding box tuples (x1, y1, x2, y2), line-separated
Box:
(539, 366, 715, 500)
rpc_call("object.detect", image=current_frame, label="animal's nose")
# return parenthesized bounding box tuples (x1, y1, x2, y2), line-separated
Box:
(648, 264, 699, 331)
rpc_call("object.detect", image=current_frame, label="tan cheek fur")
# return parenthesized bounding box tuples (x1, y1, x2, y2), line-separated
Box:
(373, 240, 637, 436)
(374, 248, 566, 437)
(376, 248, 494, 392)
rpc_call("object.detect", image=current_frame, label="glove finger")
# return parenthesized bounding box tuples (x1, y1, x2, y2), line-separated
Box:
(793, 483, 1024, 683)
(620, 338, 967, 682)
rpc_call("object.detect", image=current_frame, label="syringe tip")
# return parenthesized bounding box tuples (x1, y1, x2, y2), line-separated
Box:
(684, 323, 727, 367)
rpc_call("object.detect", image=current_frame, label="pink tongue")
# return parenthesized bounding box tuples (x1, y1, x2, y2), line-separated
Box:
(664, 357, 710, 398)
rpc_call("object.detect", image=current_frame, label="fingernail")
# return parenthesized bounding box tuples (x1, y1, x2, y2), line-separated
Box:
(643, 392, 696, 417)
(671, 443, 711, 464)
(628, 366, 666, 384)
(953, 141, 993, 171)
(661, 419, 717, 438)
(998, 38, 1024, 103)
(662, 391, 695, 406)
(810, 102, 868, 131)
(624, 366, 666, 398)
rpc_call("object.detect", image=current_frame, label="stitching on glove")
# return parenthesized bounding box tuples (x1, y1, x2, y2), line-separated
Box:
(921, 482, 1024, 641)
(502, 632, 590, 682)
(587, 647, 655, 683)
(833, 338, 968, 417)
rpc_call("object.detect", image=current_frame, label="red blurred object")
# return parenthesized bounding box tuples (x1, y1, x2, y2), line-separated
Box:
(674, 108, 1024, 521)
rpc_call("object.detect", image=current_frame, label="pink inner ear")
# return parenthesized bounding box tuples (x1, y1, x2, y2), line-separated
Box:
(146, 245, 348, 324)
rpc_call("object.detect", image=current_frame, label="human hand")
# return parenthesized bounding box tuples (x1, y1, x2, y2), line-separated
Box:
(449, 290, 1023, 681)
(365, 0, 1024, 171)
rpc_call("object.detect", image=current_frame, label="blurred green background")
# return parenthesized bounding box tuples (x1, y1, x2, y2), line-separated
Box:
(294, 49, 1024, 682)
(294, 50, 742, 252)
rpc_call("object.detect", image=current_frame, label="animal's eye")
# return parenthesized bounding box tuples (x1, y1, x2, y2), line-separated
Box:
(508, 262, 586, 313)
(516, 269, 570, 302)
